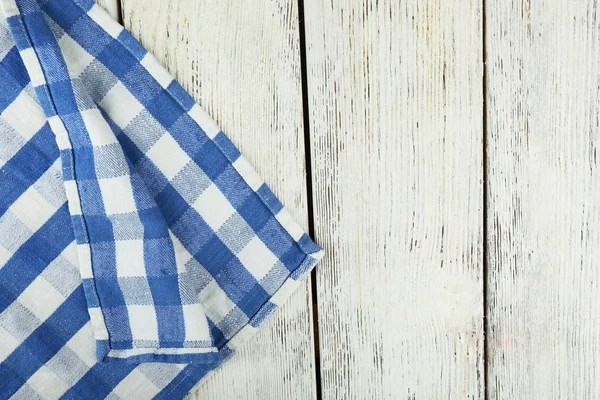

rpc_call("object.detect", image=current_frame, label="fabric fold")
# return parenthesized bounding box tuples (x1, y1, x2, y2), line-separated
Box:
(0, 0, 322, 372)
(2, 0, 218, 364)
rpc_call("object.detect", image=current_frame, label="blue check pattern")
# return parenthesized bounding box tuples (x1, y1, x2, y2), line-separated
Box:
(0, 0, 323, 398)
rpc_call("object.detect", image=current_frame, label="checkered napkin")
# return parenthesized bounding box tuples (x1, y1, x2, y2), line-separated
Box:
(0, 0, 323, 398)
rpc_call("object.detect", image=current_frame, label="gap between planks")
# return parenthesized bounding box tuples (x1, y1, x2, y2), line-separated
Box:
(296, 0, 323, 399)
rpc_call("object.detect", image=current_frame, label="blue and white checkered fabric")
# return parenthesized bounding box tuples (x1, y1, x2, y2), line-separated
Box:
(0, 0, 323, 398)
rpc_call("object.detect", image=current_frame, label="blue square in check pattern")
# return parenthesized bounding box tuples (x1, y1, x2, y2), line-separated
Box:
(97, 39, 138, 78)
(41, 0, 86, 31)
(148, 276, 181, 306)
(117, 30, 147, 61)
(213, 131, 240, 162)
(213, 166, 253, 208)
(170, 209, 213, 256)
(215, 259, 258, 302)
(49, 80, 79, 114)
(73, 147, 97, 180)
(194, 140, 229, 180)
(78, 180, 105, 215)
(279, 242, 306, 272)
(166, 81, 195, 111)
(169, 114, 207, 155)
(6, 17, 31, 50)
(115, 127, 145, 166)
(23, 12, 54, 46)
(146, 90, 185, 128)
(195, 236, 236, 277)
(154, 184, 190, 226)
(5, 124, 57, 183)
(130, 175, 156, 211)
(122, 64, 162, 104)
(0, 47, 29, 90)
(138, 207, 171, 239)
(144, 238, 177, 276)
(238, 194, 272, 232)
(256, 183, 283, 214)
(237, 283, 269, 318)
(90, 242, 117, 277)
(95, 278, 126, 307)
(68, 17, 112, 57)
(298, 233, 322, 254)
(257, 218, 293, 257)
(85, 215, 114, 243)
(0, 69, 23, 113)
(249, 301, 276, 328)
(156, 307, 185, 343)
(119, 277, 153, 305)
(103, 306, 132, 342)
(136, 157, 169, 197)
(37, 44, 69, 83)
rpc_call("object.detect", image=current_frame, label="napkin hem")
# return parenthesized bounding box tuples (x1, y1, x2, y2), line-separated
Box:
(161, 248, 324, 399)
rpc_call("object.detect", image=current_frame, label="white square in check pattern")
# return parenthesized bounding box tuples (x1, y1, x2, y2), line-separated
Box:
(58, 33, 94, 79)
(99, 82, 144, 129)
(192, 184, 234, 231)
(1, 91, 46, 141)
(81, 108, 118, 147)
(116, 240, 146, 277)
(26, 366, 69, 400)
(18, 276, 65, 321)
(198, 280, 236, 325)
(0, 245, 12, 269)
(140, 53, 173, 89)
(127, 305, 159, 341)
(9, 186, 57, 233)
(111, 368, 160, 399)
(66, 323, 97, 368)
(0, 326, 18, 363)
(237, 237, 279, 281)
(182, 303, 211, 341)
(145, 133, 190, 180)
(98, 176, 137, 215)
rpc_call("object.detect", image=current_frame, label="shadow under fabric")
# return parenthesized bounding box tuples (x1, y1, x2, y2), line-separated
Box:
(0, 0, 322, 397)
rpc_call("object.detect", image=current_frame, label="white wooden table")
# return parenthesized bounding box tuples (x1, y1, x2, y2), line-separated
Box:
(97, 0, 600, 398)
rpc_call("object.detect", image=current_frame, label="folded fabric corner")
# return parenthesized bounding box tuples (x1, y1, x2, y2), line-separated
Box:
(0, 0, 322, 373)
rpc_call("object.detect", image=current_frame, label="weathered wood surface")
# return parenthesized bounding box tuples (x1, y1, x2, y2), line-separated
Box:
(304, 0, 485, 398)
(119, 1, 317, 399)
(95, 0, 119, 21)
(486, 0, 600, 398)
(100, 0, 600, 398)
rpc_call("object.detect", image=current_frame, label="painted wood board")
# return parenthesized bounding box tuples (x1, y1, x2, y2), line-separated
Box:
(96, 0, 119, 21)
(304, 0, 485, 398)
(119, 1, 317, 399)
(486, 0, 600, 398)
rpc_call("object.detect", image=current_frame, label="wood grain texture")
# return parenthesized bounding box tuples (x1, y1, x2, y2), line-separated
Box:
(120, 1, 317, 399)
(304, 0, 484, 398)
(486, 0, 600, 398)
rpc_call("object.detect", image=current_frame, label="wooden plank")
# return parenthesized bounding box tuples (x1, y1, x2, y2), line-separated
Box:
(95, 0, 119, 21)
(119, 1, 317, 399)
(486, 0, 600, 398)
(304, 0, 484, 398)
